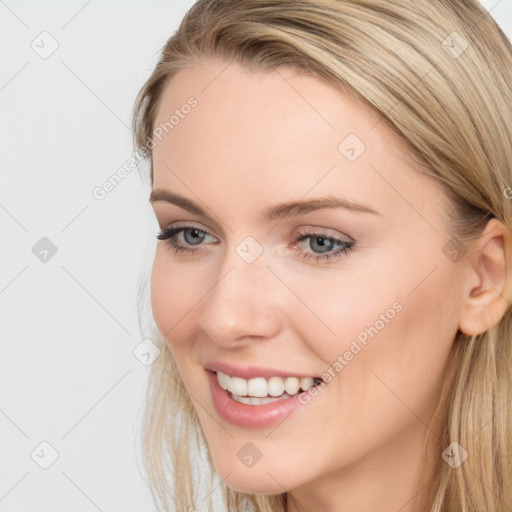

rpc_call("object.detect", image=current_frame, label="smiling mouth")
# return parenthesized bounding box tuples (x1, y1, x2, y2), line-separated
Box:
(214, 370, 324, 405)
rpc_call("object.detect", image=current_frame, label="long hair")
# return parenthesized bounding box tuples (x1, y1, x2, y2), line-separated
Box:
(132, 1, 512, 510)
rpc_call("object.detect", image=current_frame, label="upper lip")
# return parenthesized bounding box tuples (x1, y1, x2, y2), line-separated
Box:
(204, 360, 322, 380)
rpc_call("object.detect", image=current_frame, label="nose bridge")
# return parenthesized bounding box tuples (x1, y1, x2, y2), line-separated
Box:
(198, 240, 282, 344)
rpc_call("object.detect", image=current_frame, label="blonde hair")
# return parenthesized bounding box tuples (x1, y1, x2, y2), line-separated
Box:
(132, 1, 512, 510)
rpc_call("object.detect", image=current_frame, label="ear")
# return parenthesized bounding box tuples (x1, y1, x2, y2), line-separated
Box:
(458, 218, 512, 336)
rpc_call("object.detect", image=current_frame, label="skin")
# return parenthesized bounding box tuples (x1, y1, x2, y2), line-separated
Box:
(149, 57, 511, 512)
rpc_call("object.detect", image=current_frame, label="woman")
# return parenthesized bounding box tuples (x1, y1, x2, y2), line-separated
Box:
(132, 1, 512, 511)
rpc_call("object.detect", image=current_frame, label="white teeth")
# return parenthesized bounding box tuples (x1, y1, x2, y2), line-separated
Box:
(247, 377, 267, 397)
(217, 371, 230, 390)
(300, 377, 315, 391)
(284, 377, 300, 395)
(267, 376, 285, 397)
(229, 376, 247, 396)
(215, 371, 321, 399)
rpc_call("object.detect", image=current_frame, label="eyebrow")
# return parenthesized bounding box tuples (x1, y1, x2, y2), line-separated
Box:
(149, 189, 380, 221)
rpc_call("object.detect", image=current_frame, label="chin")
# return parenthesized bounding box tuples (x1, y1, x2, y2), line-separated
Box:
(209, 455, 297, 495)
(224, 473, 291, 495)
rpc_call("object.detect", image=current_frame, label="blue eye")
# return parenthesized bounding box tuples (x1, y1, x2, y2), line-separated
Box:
(295, 232, 354, 262)
(156, 226, 354, 263)
(156, 227, 215, 254)
(176, 228, 206, 245)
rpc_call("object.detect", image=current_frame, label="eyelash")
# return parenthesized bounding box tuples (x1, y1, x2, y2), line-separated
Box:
(156, 226, 354, 263)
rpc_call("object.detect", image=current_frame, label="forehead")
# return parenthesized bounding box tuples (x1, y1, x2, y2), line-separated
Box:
(151, 58, 446, 228)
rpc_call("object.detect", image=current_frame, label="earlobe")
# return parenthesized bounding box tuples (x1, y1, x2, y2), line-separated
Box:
(458, 218, 512, 336)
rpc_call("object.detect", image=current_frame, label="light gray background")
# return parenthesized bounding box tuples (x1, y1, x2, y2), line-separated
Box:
(1, 1, 511, 511)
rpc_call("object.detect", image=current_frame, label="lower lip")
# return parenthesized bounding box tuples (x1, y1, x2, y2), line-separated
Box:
(207, 370, 323, 429)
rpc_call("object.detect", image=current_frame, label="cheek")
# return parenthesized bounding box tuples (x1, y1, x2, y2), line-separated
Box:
(278, 265, 459, 471)
(287, 251, 460, 406)
(283, 262, 401, 365)
(150, 248, 206, 347)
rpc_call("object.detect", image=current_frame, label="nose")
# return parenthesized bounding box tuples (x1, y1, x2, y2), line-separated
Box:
(198, 251, 283, 347)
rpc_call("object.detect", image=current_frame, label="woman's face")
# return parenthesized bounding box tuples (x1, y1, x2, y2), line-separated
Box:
(149, 58, 466, 496)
